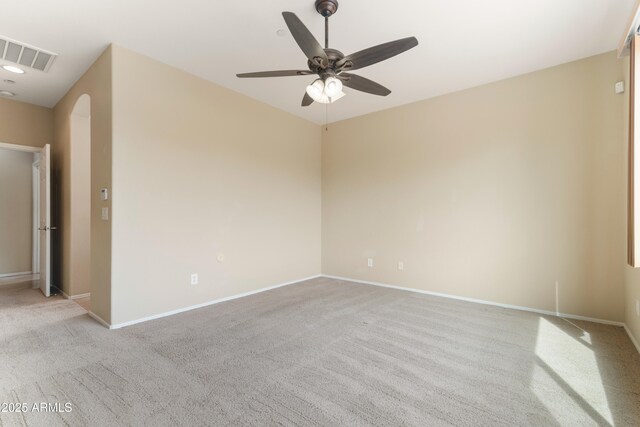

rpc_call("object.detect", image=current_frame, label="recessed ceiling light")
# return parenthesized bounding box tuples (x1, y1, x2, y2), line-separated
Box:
(0, 90, 16, 97)
(276, 29, 287, 37)
(2, 65, 25, 74)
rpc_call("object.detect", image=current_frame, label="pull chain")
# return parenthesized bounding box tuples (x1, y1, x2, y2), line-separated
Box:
(325, 104, 329, 131)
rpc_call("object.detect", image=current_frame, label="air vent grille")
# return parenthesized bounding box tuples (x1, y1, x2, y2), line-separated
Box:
(0, 36, 57, 72)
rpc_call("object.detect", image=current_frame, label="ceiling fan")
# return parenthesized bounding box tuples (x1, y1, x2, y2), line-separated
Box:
(237, 0, 418, 107)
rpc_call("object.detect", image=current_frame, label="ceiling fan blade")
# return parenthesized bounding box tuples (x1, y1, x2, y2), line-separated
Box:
(282, 12, 328, 68)
(237, 70, 314, 78)
(302, 92, 314, 107)
(338, 37, 418, 71)
(339, 73, 391, 96)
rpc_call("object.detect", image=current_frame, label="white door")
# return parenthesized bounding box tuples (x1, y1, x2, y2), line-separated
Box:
(38, 144, 51, 297)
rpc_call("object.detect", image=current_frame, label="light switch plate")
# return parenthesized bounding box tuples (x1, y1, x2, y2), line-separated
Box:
(101, 207, 109, 221)
(100, 188, 109, 201)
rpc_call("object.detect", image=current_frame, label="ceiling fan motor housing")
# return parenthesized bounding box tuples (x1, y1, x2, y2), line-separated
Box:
(307, 48, 344, 73)
(315, 0, 339, 17)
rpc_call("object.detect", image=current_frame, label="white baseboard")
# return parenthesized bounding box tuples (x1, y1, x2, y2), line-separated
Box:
(624, 324, 640, 354)
(0, 281, 32, 289)
(104, 274, 323, 330)
(60, 290, 90, 300)
(87, 311, 110, 328)
(0, 271, 32, 278)
(0, 273, 38, 288)
(326, 274, 640, 355)
(67, 291, 91, 299)
(71, 292, 90, 300)
(322, 275, 626, 327)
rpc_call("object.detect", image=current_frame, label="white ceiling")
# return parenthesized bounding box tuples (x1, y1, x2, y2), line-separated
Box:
(0, 0, 634, 124)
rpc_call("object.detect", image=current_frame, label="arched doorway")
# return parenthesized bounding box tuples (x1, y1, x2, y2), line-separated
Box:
(68, 94, 91, 302)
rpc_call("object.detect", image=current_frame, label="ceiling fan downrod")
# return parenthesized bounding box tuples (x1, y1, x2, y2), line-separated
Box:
(315, 0, 338, 48)
(325, 17, 328, 49)
(315, 0, 338, 17)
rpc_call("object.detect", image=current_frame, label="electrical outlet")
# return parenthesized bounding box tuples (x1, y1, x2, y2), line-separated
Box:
(190, 273, 198, 285)
(398, 261, 404, 271)
(367, 258, 373, 267)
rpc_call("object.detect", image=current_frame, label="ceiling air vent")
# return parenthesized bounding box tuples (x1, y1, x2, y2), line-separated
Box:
(0, 36, 57, 72)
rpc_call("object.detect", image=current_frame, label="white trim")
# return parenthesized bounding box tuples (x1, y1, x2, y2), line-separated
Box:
(70, 292, 90, 300)
(87, 311, 110, 328)
(0, 271, 32, 278)
(0, 280, 32, 289)
(101, 275, 322, 330)
(625, 324, 640, 354)
(83, 273, 640, 355)
(0, 141, 42, 153)
(60, 289, 90, 300)
(322, 275, 626, 327)
(40, 143, 51, 297)
(31, 157, 40, 274)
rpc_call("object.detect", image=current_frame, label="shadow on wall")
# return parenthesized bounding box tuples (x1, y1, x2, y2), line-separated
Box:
(51, 164, 62, 289)
(52, 93, 91, 296)
(68, 94, 91, 297)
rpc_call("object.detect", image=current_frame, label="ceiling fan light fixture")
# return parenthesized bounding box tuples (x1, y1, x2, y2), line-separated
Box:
(324, 76, 343, 97)
(306, 78, 325, 102)
(328, 90, 346, 103)
(306, 77, 345, 104)
(314, 90, 346, 104)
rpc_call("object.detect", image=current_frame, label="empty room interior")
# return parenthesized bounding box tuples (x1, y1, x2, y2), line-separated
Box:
(1, 0, 640, 425)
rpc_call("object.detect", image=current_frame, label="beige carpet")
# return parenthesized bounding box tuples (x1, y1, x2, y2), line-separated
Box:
(1, 277, 639, 426)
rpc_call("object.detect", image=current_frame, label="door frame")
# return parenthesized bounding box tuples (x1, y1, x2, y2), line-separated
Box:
(0, 141, 47, 283)
(32, 157, 41, 276)
(0, 141, 41, 154)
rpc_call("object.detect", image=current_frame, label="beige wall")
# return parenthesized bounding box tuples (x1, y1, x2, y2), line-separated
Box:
(40, 43, 637, 338)
(0, 97, 52, 148)
(53, 47, 112, 319)
(109, 46, 321, 325)
(322, 51, 627, 322)
(623, 55, 640, 347)
(0, 149, 33, 274)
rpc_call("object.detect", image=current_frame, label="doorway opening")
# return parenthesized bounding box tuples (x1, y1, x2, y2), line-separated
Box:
(0, 142, 49, 293)
(67, 94, 91, 308)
